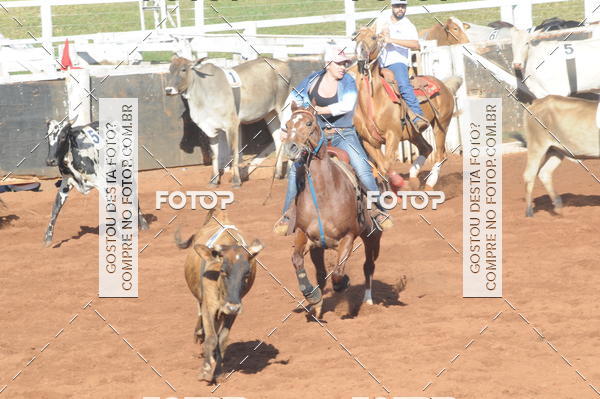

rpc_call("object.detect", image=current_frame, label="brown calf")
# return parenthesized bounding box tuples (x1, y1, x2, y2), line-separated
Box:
(176, 209, 263, 383)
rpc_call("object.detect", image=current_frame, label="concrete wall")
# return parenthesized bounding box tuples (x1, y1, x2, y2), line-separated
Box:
(0, 57, 323, 178)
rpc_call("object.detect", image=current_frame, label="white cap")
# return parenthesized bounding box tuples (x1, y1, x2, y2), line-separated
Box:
(391, 0, 408, 5)
(324, 43, 351, 63)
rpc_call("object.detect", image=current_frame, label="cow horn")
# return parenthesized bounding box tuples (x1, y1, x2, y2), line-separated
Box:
(192, 57, 209, 70)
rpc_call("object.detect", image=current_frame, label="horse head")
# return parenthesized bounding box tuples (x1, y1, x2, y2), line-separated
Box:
(283, 102, 324, 162)
(353, 26, 385, 75)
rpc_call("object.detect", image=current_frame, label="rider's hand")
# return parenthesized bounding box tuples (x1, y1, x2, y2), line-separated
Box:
(382, 28, 391, 43)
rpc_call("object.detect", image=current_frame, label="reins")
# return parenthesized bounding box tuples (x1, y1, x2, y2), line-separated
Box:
(292, 109, 328, 248)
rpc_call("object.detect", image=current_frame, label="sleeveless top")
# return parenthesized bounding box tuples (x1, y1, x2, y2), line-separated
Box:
(308, 73, 344, 128)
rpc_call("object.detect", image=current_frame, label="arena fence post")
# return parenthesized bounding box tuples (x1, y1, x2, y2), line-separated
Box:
(344, 0, 356, 37)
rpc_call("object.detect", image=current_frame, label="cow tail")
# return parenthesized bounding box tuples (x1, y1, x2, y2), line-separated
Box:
(174, 228, 195, 249)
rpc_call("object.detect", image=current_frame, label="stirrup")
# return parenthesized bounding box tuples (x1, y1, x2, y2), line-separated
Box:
(273, 215, 290, 236)
(371, 212, 393, 232)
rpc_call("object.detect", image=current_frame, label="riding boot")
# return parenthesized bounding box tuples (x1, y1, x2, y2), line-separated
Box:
(406, 107, 430, 134)
(370, 208, 393, 231)
(273, 202, 296, 236)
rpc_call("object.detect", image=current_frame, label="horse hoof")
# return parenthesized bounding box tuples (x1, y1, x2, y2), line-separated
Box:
(525, 207, 534, 217)
(333, 275, 350, 293)
(364, 299, 374, 305)
(304, 286, 322, 305)
(409, 177, 420, 190)
(424, 185, 434, 191)
(308, 297, 324, 320)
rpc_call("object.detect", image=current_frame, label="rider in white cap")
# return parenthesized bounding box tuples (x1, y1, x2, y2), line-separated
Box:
(376, 0, 430, 133)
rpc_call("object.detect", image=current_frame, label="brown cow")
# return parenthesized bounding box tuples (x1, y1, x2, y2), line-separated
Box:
(176, 209, 264, 383)
(522, 95, 600, 217)
(420, 17, 470, 46)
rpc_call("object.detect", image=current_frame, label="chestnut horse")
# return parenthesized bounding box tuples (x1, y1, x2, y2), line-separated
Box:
(352, 26, 463, 189)
(282, 102, 383, 317)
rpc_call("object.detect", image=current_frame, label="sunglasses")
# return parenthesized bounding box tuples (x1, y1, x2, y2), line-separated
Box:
(332, 60, 352, 68)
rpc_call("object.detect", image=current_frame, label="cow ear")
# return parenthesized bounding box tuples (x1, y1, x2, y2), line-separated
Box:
(247, 239, 264, 257)
(291, 101, 299, 112)
(194, 244, 220, 260)
(463, 23, 471, 30)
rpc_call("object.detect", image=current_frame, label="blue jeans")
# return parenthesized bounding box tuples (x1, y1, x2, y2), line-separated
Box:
(282, 127, 381, 214)
(385, 62, 424, 118)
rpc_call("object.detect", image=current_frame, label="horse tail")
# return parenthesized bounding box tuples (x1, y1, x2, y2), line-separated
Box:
(175, 228, 195, 249)
(443, 76, 463, 95)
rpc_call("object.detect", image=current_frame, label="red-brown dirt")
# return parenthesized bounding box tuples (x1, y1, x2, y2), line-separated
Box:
(0, 153, 599, 399)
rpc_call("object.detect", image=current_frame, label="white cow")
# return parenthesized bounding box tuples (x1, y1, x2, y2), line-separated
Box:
(511, 28, 600, 98)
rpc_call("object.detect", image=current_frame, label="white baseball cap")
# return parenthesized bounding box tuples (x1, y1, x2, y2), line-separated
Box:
(391, 0, 408, 5)
(324, 43, 351, 64)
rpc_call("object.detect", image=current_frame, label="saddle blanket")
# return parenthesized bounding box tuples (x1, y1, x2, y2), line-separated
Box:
(381, 75, 442, 104)
(223, 68, 242, 88)
(411, 75, 442, 101)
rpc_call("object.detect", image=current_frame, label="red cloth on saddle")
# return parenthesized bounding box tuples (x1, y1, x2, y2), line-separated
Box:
(412, 76, 441, 98)
(380, 75, 441, 103)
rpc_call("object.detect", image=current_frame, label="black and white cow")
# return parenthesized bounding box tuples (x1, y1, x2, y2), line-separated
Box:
(44, 119, 149, 246)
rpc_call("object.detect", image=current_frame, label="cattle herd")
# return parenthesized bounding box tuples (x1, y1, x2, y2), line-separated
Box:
(1, 13, 598, 385)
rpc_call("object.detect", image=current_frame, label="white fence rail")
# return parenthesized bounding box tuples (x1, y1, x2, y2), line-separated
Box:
(2, 0, 592, 52)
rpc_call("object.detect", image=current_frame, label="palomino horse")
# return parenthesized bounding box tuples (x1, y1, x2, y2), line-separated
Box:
(352, 26, 463, 190)
(282, 102, 383, 316)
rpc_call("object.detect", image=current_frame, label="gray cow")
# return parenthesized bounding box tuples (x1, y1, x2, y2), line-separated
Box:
(165, 56, 291, 186)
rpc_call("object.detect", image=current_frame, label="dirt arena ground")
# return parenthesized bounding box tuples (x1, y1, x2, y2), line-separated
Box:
(0, 152, 599, 399)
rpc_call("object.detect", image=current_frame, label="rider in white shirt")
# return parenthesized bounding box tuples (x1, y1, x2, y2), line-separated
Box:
(375, 0, 430, 133)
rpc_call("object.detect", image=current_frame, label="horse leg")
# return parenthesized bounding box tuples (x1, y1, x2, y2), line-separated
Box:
(537, 150, 564, 213)
(523, 145, 549, 217)
(362, 140, 387, 176)
(332, 235, 354, 293)
(230, 123, 242, 187)
(383, 129, 400, 175)
(43, 180, 71, 246)
(292, 231, 322, 305)
(424, 117, 449, 190)
(409, 133, 433, 190)
(309, 246, 326, 318)
(360, 228, 382, 305)
(309, 246, 327, 290)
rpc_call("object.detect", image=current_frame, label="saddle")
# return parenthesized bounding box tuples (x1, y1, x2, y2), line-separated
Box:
(379, 68, 442, 104)
(327, 147, 369, 228)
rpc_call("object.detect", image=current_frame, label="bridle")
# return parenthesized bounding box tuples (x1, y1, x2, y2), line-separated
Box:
(286, 108, 328, 248)
(288, 109, 327, 167)
(355, 30, 384, 79)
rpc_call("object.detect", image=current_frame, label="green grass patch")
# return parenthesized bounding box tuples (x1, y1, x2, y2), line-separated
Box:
(0, 0, 586, 40)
